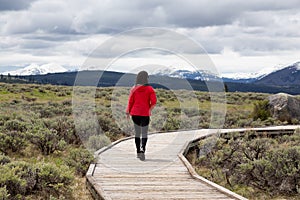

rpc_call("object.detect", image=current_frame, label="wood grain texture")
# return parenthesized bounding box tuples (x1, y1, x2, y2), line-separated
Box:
(86, 126, 300, 200)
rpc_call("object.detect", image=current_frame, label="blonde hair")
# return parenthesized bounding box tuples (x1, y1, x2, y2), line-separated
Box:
(135, 71, 149, 85)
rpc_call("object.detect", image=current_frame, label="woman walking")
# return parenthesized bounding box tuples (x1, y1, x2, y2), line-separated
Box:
(126, 71, 156, 161)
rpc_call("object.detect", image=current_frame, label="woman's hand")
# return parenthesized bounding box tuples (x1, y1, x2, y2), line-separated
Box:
(149, 104, 155, 114)
(126, 112, 130, 120)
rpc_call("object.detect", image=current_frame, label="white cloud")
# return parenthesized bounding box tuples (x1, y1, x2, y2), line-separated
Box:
(211, 47, 300, 74)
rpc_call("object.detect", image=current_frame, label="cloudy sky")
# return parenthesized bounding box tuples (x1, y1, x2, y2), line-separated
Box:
(0, 0, 300, 76)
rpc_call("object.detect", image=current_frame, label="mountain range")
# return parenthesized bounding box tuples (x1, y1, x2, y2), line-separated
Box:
(150, 65, 286, 83)
(3, 62, 298, 84)
(150, 62, 300, 87)
(1, 62, 300, 94)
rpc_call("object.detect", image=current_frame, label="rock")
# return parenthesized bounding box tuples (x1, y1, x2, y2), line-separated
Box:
(268, 93, 300, 122)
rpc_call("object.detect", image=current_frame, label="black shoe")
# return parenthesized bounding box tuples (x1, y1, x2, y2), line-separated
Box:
(139, 152, 145, 161)
(137, 152, 142, 159)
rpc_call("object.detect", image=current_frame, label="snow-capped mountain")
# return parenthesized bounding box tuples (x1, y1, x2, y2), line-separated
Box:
(149, 67, 221, 81)
(255, 62, 300, 86)
(149, 62, 300, 85)
(294, 61, 300, 70)
(221, 65, 285, 83)
(3, 63, 68, 76)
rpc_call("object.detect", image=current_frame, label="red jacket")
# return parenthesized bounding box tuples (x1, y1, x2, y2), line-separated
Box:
(126, 85, 156, 116)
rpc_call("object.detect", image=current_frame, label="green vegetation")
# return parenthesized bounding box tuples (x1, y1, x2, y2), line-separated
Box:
(188, 129, 300, 200)
(0, 83, 93, 199)
(0, 82, 298, 199)
(0, 161, 73, 199)
(65, 148, 94, 177)
(252, 100, 271, 121)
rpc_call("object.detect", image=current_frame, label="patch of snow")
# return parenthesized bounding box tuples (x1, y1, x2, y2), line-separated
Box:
(222, 64, 285, 80)
(294, 62, 300, 70)
(3, 63, 68, 75)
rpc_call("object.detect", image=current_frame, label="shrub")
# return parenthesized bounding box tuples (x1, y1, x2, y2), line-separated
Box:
(3, 119, 29, 132)
(98, 114, 120, 133)
(0, 186, 9, 200)
(0, 161, 73, 199)
(56, 92, 67, 97)
(10, 99, 21, 105)
(39, 103, 67, 118)
(182, 108, 199, 117)
(75, 116, 101, 141)
(36, 163, 73, 195)
(0, 163, 30, 198)
(0, 131, 27, 153)
(236, 146, 300, 195)
(87, 135, 111, 152)
(252, 100, 271, 121)
(21, 95, 37, 102)
(39, 88, 46, 93)
(6, 161, 38, 194)
(44, 117, 80, 145)
(194, 131, 300, 198)
(179, 115, 199, 130)
(162, 114, 180, 131)
(0, 153, 11, 165)
(62, 100, 72, 106)
(0, 162, 36, 199)
(29, 127, 66, 155)
(65, 148, 94, 176)
(0, 115, 10, 126)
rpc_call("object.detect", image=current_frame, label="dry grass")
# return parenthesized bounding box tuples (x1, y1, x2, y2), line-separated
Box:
(71, 177, 94, 200)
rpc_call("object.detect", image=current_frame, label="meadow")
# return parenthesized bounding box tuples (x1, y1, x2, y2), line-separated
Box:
(0, 82, 298, 199)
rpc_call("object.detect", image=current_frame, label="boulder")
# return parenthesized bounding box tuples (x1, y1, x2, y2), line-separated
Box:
(268, 93, 300, 122)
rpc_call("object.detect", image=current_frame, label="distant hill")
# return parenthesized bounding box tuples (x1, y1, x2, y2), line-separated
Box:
(255, 62, 300, 86)
(222, 77, 258, 83)
(30, 70, 211, 91)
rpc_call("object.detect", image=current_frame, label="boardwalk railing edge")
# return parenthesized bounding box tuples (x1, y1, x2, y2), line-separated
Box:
(178, 138, 248, 200)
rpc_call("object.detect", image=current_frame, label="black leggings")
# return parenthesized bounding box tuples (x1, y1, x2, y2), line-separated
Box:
(132, 115, 149, 138)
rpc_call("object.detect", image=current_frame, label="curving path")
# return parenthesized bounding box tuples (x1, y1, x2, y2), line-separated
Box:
(86, 126, 299, 200)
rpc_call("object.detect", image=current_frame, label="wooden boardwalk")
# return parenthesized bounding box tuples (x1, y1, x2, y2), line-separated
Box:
(86, 126, 299, 200)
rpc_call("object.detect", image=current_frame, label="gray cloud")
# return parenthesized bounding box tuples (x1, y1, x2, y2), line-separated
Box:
(0, 0, 300, 72)
(0, 0, 36, 11)
(69, 0, 300, 33)
(2, 0, 300, 35)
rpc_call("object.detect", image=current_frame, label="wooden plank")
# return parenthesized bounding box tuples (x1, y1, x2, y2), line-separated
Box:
(109, 192, 235, 200)
(86, 127, 300, 200)
(86, 176, 112, 200)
